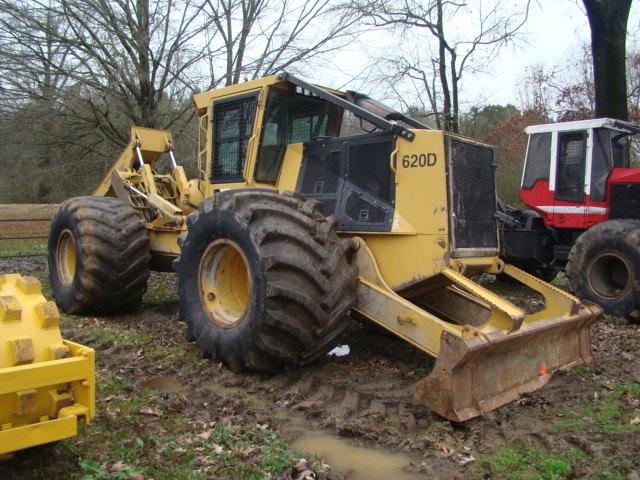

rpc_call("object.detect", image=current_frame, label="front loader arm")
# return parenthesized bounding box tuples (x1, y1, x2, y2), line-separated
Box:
(93, 126, 202, 223)
(94, 126, 175, 197)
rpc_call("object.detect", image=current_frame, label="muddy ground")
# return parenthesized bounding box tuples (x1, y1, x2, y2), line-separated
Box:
(0, 254, 639, 480)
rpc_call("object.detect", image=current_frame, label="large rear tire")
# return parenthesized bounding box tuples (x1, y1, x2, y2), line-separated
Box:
(175, 189, 359, 373)
(48, 196, 150, 315)
(567, 219, 640, 319)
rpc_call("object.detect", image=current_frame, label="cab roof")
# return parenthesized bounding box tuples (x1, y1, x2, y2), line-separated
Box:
(525, 118, 640, 135)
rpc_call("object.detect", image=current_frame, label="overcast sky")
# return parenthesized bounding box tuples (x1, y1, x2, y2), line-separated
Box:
(322, 0, 640, 110)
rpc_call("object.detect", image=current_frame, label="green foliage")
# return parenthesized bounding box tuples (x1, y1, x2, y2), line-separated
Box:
(482, 107, 551, 206)
(555, 382, 640, 434)
(79, 459, 143, 480)
(143, 279, 179, 305)
(475, 444, 585, 480)
(0, 239, 47, 257)
(99, 372, 133, 396)
(460, 104, 520, 139)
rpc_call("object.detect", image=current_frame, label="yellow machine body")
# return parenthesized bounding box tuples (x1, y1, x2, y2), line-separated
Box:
(93, 74, 600, 421)
(0, 274, 95, 456)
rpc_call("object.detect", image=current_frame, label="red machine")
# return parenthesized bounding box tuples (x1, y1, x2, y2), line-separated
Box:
(500, 118, 640, 318)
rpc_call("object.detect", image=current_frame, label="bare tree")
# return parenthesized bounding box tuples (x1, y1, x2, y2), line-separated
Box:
(203, 0, 363, 88)
(0, 0, 365, 202)
(517, 44, 640, 123)
(0, 0, 209, 145)
(0, 9, 71, 110)
(356, 0, 531, 132)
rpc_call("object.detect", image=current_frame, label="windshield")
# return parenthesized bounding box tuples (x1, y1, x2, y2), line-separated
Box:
(254, 88, 343, 183)
(612, 133, 640, 168)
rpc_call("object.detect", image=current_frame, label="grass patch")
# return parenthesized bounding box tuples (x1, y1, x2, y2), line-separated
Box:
(0, 238, 47, 256)
(143, 280, 178, 305)
(555, 382, 640, 434)
(474, 443, 585, 480)
(145, 342, 204, 368)
(100, 371, 134, 396)
(76, 411, 306, 480)
(79, 458, 143, 479)
(426, 420, 452, 434)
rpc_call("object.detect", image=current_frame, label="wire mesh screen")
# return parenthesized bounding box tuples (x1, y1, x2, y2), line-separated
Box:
(448, 137, 499, 251)
(290, 115, 328, 143)
(556, 132, 586, 202)
(211, 95, 257, 181)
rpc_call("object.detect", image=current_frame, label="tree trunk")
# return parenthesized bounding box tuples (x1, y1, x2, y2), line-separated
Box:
(136, 0, 155, 128)
(436, 0, 453, 131)
(583, 0, 632, 120)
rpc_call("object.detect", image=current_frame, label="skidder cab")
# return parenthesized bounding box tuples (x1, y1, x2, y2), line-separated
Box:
(500, 118, 640, 318)
(49, 73, 600, 422)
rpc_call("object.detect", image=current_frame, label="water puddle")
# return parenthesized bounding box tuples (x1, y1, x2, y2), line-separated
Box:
(140, 376, 184, 394)
(143, 376, 424, 479)
(293, 433, 421, 480)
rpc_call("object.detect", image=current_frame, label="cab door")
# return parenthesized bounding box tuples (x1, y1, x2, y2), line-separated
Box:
(553, 130, 588, 227)
(209, 92, 260, 184)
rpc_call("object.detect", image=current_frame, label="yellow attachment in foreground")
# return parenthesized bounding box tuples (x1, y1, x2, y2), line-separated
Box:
(0, 274, 95, 457)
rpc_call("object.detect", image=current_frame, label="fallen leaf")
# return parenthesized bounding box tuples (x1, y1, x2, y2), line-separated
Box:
(297, 470, 315, 480)
(139, 406, 163, 417)
(197, 456, 217, 467)
(456, 453, 476, 466)
(111, 461, 127, 472)
(439, 445, 455, 457)
(197, 430, 212, 441)
(238, 447, 255, 458)
(630, 416, 640, 425)
(212, 444, 224, 455)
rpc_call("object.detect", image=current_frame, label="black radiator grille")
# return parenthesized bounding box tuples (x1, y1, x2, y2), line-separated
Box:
(447, 137, 498, 251)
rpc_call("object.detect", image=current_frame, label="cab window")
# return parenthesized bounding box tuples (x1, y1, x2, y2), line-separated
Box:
(254, 88, 342, 183)
(211, 94, 258, 182)
(555, 130, 587, 203)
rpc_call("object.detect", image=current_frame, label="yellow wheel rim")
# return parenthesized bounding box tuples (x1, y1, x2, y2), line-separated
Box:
(198, 239, 251, 328)
(56, 229, 77, 287)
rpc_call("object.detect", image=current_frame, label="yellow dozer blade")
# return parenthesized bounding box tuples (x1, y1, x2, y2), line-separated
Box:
(0, 274, 95, 457)
(416, 306, 595, 421)
(354, 244, 601, 422)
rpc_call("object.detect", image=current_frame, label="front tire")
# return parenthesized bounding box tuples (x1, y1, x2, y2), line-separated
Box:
(175, 189, 359, 373)
(567, 219, 640, 319)
(48, 196, 150, 315)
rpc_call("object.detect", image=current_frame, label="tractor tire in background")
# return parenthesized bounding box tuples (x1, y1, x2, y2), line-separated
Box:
(48, 196, 150, 315)
(567, 219, 640, 320)
(175, 189, 359, 373)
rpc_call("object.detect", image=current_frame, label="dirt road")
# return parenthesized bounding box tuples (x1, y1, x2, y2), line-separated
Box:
(0, 256, 638, 479)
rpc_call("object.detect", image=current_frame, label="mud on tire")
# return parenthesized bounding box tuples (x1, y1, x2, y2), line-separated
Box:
(175, 189, 359, 373)
(567, 219, 640, 319)
(48, 196, 150, 315)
